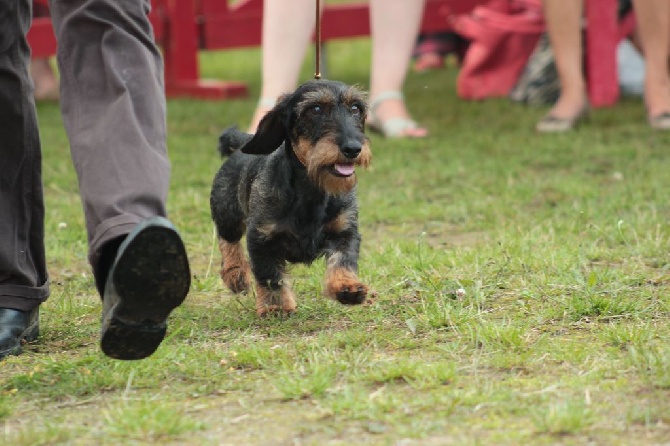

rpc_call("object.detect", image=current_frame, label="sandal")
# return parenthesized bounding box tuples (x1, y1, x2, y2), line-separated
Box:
(367, 91, 428, 138)
(648, 111, 670, 130)
(535, 104, 589, 133)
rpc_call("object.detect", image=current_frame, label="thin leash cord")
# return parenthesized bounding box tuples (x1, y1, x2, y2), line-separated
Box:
(314, 0, 321, 79)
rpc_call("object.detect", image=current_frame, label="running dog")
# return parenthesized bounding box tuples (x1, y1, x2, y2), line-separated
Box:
(210, 80, 372, 316)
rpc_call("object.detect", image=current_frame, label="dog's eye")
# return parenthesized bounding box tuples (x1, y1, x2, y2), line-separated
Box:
(310, 105, 322, 115)
(351, 104, 360, 115)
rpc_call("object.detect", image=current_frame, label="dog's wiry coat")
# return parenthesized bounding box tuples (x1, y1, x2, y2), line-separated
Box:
(210, 80, 372, 316)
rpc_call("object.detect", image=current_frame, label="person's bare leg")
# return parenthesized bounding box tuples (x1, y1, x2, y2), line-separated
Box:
(369, 0, 427, 137)
(542, 0, 587, 119)
(631, 0, 670, 120)
(30, 58, 59, 101)
(248, 0, 322, 132)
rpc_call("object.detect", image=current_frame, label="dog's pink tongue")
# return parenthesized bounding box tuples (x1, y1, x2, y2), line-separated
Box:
(335, 163, 355, 176)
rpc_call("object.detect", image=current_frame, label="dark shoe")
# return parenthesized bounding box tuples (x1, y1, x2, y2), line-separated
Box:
(100, 217, 190, 360)
(0, 308, 39, 360)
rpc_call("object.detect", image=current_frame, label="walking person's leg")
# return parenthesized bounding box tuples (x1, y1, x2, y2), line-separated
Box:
(631, 0, 670, 129)
(30, 1, 59, 101)
(0, 0, 49, 359)
(248, 0, 321, 132)
(50, 0, 190, 360)
(536, 0, 589, 132)
(368, 0, 428, 138)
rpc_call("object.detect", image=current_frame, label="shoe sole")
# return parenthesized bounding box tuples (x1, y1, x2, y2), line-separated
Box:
(100, 221, 190, 360)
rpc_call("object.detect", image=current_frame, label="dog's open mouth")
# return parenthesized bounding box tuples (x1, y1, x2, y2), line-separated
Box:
(331, 162, 355, 177)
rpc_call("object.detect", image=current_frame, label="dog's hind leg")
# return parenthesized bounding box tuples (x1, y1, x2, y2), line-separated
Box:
(218, 238, 251, 293)
(212, 194, 250, 293)
(246, 236, 296, 316)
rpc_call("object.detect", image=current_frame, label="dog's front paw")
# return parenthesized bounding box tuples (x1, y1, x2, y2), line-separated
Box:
(325, 269, 368, 305)
(333, 283, 368, 305)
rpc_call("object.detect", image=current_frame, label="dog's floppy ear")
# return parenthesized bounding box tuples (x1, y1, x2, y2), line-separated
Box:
(240, 94, 291, 155)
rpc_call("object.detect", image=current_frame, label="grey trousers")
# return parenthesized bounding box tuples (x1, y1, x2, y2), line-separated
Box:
(0, 0, 170, 311)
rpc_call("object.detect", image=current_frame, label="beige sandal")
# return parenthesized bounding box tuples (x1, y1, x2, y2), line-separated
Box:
(648, 111, 670, 130)
(535, 104, 589, 133)
(367, 91, 428, 138)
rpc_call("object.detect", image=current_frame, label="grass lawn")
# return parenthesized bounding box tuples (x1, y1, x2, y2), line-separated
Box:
(1, 37, 669, 445)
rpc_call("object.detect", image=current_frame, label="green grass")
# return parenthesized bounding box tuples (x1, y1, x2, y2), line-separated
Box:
(1, 38, 669, 445)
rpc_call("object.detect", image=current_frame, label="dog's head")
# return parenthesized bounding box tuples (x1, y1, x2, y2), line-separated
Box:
(240, 79, 372, 195)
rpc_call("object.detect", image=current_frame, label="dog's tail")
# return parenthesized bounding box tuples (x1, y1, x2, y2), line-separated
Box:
(217, 126, 254, 157)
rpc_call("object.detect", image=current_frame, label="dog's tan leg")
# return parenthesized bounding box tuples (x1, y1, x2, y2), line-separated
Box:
(324, 256, 368, 305)
(218, 238, 251, 293)
(255, 282, 297, 317)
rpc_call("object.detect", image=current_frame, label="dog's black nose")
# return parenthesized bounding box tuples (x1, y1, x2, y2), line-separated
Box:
(341, 140, 362, 159)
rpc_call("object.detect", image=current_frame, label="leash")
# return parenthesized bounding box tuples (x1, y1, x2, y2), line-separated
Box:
(314, 0, 322, 79)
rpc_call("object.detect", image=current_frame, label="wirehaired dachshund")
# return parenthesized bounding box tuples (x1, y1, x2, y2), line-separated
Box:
(210, 80, 372, 316)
